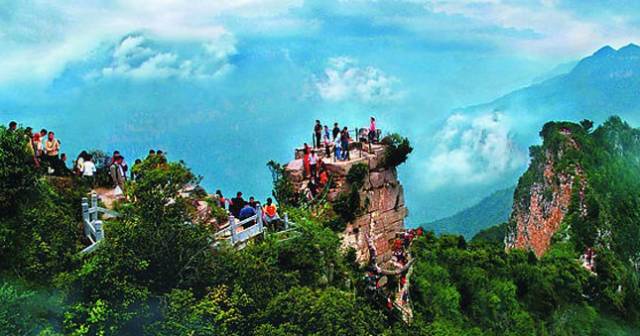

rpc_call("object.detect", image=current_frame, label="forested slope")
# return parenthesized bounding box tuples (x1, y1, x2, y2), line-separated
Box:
(0, 122, 638, 335)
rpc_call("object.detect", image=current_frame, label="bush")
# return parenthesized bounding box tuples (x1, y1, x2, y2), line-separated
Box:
(209, 201, 229, 224)
(332, 164, 370, 227)
(346, 163, 368, 188)
(0, 127, 39, 212)
(380, 133, 413, 168)
(267, 160, 301, 207)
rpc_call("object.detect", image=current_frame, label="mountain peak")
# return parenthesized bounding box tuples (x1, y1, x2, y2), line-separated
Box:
(618, 43, 640, 55)
(593, 45, 615, 57)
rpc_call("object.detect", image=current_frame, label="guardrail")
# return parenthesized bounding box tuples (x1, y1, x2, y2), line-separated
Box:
(310, 127, 381, 145)
(80, 193, 119, 254)
(214, 209, 295, 248)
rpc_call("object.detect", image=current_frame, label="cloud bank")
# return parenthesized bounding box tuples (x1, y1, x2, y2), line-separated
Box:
(91, 33, 236, 80)
(423, 111, 526, 190)
(315, 57, 400, 103)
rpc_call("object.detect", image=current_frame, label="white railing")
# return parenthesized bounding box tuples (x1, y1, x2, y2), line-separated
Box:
(214, 209, 295, 248)
(80, 193, 119, 254)
(214, 207, 265, 247)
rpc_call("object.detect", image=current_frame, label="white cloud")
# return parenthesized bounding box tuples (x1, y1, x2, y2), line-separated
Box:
(0, 0, 302, 86)
(315, 57, 400, 103)
(423, 111, 525, 190)
(96, 32, 237, 80)
(422, 0, 640, 56)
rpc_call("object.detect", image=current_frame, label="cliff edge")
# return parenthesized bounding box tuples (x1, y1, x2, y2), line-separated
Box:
(285, 140, 410, 264)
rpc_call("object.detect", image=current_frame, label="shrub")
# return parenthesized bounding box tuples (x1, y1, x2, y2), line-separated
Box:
(380, 133, 413, 168)
(209, 200, 229, 224)
(346, 163, 368, 188)
(267, 160, 301, 207)
(0, 127, 39, 212)
(332, 164, 370, 227)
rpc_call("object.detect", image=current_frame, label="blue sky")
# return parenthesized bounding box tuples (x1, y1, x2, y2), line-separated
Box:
(2, 0, 639, 222)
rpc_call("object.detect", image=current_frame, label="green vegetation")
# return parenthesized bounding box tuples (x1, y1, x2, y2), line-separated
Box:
(381, 133, 413, 169)
(427, 187, 515, 239)
(0, 122, 639, 335)
(267, 160, 301, 207)
(333, 163, 369, 227)
(471, 222, 507, 244)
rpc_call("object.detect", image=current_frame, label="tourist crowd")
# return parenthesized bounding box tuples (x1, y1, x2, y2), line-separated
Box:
(303, 117, 378, 200)
(8, 116, 379, 232)
(7, 121, 167, 199)
(211, 191, 282, 230)
(312, 116, 378, 161)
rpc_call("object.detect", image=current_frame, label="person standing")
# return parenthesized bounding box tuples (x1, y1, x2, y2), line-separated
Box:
(230, 192, 246, 218)
(368, 116, 377, 143)
(215, 190, 226, 209)
(322, 125, 332, 158)
(39, 129, 47, 152)
(75, 151, 87, 176)
(131, 159, 142, 181)
(323, 125, 331, 142)
(8, 121, 17, 131)
(340, 127, 350, 161)
(24, 128, 39, 168)
(332, 123, 341, 141)
(82, 154, 97, 187)
(32, 133, 42, 163)
(309, 150, 318, 178)
(109, 151, 128, 178)
(303, 147, 311, 179)
(110, 156, 126, 198)
(45, 131, 61, 173)
(314, 120, 323, 148)
(334, 136, 342, 161)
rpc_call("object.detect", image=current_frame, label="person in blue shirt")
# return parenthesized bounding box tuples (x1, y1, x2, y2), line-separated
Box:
(239, 204, 257, 220)
(238, 203, 257, 229)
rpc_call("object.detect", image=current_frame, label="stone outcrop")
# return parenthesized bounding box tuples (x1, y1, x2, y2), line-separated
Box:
(505, 127, 587, 257)
(285, 143, 408, 264)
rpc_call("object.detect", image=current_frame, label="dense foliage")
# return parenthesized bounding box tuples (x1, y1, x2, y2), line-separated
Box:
(332, 163, 369, 226)
(380, 133, 413, 169)
(267, 160, 301, 207)
(1, 122, 639, 335)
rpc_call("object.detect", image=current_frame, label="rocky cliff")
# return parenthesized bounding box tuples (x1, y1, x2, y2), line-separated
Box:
(285, 142, 408, 264)
(505, 122, 588, 257)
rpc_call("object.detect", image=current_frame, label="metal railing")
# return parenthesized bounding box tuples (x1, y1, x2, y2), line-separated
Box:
(310, 127, 381, 146)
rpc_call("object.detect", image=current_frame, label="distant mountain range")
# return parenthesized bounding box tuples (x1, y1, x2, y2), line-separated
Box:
(425, 44, 640, 237)
(462, 43, 640, 131)
(423, 186, 514, 239)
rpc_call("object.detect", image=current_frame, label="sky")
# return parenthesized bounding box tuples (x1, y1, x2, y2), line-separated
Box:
(2, 0, 640, 223)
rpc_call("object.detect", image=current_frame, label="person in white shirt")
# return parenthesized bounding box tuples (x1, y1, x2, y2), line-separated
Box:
(309, 150, 318, 178)
(82, 155, 97, 187)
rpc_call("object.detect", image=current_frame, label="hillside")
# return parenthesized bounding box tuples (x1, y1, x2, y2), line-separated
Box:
(506, 117, 640, 264)
(462, 44, 640, 127)
(424, 186, 514, 238)
(2, 122, 639, 334)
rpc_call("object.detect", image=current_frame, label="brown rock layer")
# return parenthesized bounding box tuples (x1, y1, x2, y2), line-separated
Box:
(506, 130, 586, 257)
(285, 143, 408, 264)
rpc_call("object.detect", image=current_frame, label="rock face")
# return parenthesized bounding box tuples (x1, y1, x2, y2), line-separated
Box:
(285, 143, 408, 264)
(505, 125, 587, 257)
